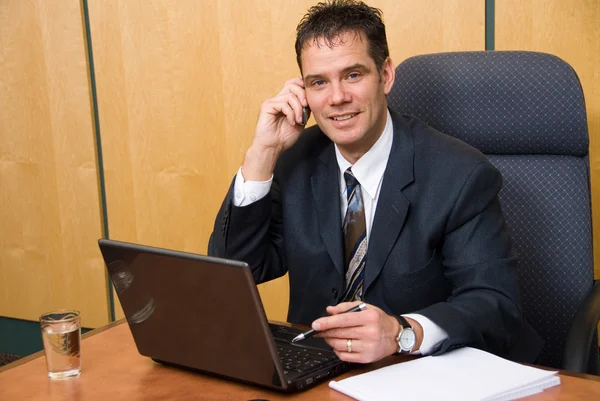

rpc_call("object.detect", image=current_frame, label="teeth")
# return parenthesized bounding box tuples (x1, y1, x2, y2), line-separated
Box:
(332, 114, 356, 121)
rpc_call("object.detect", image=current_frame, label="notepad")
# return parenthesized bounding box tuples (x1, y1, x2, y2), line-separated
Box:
(329, 347, 560, 401)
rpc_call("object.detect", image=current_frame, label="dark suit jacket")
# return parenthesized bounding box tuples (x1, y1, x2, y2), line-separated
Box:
(210, 110, 543, 362)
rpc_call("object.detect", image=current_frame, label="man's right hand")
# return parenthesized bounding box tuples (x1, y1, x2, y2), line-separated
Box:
(241, 78, 308, 181)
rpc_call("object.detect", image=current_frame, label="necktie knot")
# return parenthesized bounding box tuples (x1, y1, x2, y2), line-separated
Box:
(344, 168, 360, 199)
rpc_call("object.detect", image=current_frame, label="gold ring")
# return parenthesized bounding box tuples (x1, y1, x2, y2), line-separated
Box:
(347, 339, 352, 353)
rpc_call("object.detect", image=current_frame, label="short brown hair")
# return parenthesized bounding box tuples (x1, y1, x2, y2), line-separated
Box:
(295, 0, 389, 72)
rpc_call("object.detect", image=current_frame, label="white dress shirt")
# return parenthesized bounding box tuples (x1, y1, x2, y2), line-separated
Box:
(232, 110, 448, 354)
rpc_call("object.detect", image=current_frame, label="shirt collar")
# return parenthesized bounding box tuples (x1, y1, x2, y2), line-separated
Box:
(334, 110, 393, 198)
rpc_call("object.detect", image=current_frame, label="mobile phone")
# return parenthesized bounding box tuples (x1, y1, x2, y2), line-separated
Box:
(301, 106, 311, 126)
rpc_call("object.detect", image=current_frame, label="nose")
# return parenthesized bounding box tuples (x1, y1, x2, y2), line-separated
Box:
(329, 82, 350, 106)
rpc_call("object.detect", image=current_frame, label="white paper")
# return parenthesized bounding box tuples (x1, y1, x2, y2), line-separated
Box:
(329, 347, 560, 401)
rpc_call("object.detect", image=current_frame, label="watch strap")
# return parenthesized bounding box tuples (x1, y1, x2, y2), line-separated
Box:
(396, 315, 411, 331)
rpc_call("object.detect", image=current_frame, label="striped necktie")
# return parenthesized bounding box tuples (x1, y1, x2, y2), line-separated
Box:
(341, 168, 367, 302)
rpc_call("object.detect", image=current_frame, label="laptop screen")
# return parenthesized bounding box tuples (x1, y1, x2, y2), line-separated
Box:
(98, 239, 285, 389)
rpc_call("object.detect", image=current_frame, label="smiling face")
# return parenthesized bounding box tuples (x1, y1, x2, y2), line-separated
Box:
(301, 30, 395, 163)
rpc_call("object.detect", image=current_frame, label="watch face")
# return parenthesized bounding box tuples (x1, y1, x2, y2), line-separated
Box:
(400, 329, 416, 350)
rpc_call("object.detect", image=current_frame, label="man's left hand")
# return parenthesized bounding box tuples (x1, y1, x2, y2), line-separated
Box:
(311, 301, 422, 363)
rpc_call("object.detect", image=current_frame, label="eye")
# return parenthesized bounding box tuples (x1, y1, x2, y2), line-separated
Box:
(347, 72, 360, 80)
(312, 79, 326, 87)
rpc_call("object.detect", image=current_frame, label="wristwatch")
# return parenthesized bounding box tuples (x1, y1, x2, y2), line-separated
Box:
(395, 315, 416, 354)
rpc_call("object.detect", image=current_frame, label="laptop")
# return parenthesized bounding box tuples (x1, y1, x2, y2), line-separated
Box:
(98, 239, 350, 392)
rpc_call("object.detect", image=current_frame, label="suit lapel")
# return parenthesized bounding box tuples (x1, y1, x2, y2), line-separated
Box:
(364, 113, 415, 293)
(311, 143, 344, 276)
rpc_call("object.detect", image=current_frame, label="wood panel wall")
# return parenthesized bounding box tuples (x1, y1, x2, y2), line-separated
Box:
(1, 0, 597, 329)
(496, 0, 600, 278)
(0, 1, 107, 327)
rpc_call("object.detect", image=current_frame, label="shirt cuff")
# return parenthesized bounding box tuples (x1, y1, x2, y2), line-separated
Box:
(403, 313, 448, 356)
(232, 167, 273, 207)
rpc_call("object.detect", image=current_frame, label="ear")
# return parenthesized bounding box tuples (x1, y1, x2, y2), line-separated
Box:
(381, 57, 395, 95)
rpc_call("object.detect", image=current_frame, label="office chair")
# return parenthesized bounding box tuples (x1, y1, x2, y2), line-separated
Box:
(387, 51, 600, 374)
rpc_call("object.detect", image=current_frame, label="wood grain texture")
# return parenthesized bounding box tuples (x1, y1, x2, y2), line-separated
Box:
(87, 0, 233, 320)
(87, 0, 483, 322)
(87, 0, 229, 252)
(0, 1, 108, 326)
(375, 0, 485, 62)
(496, 0, 600, 279)
(0, 321, 599, 400)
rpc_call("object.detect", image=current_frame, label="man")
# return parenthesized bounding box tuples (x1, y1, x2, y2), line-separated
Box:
(210, 0, 541, 364)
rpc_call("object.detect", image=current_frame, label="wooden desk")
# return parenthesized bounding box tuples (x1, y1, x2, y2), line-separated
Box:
(1, 321, 599, 401)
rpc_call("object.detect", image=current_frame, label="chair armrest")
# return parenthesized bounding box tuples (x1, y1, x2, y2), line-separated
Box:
(563, 280, 600, 373)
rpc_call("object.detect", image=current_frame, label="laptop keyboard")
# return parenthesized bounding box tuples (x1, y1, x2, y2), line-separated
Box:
(276, 342, 338, 374)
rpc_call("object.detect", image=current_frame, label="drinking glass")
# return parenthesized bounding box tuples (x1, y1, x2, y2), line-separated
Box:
(39, 310, 81, 380)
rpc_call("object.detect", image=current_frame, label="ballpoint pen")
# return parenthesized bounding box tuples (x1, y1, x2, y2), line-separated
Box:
(291, 303, 367, 343)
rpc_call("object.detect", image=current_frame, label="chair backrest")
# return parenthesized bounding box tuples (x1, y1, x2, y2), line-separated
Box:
(387, 51, 595, 370)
